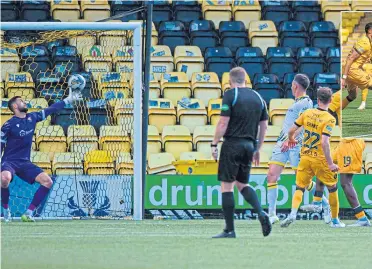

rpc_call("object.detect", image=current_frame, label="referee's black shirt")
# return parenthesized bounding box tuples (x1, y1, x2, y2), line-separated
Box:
(220, 87, 268, 141)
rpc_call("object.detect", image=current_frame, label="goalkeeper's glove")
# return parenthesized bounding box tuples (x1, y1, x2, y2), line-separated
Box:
(63, 87, 83, 105)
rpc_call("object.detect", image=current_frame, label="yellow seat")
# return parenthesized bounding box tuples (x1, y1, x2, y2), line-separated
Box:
(98, 72, 132, 105)
(191, 72, 222, 107)
(98, 31, 128, 54)
(0, 47, 20, 81)
(129, 20, 158, 46)
(221, 72, 252, 92)
(251, 151, 269, 174)
(269, 99, 295, 126)
(249, 21, 278, 55)
(147, 125, 162, 158)
(149, 73, 161, 99)
(82, 45, 112, 80)
(180, 151, 207, 161)
(116, 152, 134, 175)
(202, 0, 232, 29)
(114, 98, 134, 134)
(174, 46, 204, 80)
(84, 150, 115, 175)
(150, 45, 174, 81)
(321, 2, 351, 29)
(232, 0, 261, 29)
(81, 0, 111, 21)
(261, 143, 275, 159)
(112, 46, 134, 74)
(162, 125, 193, 160)
(363, 138, 372, 161)
(69, 34, 96, 55)
(53, 152, 84, 175)
(28, 98, 48, 112)
(51, 0, 80, 22)
(99, 125, 131, 158)
(193, 125, 222, 159)
(352, 1, 372, 11)
(0, 82, 4, 98)
(365, 153, 372, 174)
(177, 99, 207, 134)
(5, 72, 35, 100)
(0, 99, 13, 126)
(148, 98, 177, 132)
(208, 98, 222, 125)
(67, 125, 99, 155)
(265, 125, 281, 142)
(36, 125, 67, 160)
(330, 126, 341, 152)
(31, 151, 52, 175)
(341, 29, 350, 44)
(160, 72, 191, 105)
(148, 153, 176, 175)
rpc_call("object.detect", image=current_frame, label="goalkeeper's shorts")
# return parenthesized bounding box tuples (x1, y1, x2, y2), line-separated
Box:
(1, 160, 43, 184)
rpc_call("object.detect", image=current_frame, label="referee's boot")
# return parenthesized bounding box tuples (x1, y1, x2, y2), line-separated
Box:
(212, 229, 236, 238)
(258, 211, 272, 237)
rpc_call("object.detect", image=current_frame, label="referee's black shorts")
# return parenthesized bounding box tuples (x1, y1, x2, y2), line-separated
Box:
(218, 138, 255, 184)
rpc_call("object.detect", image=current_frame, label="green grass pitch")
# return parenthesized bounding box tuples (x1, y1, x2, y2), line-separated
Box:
(2, 220, 372, 269)
(342, 89, 372, 138)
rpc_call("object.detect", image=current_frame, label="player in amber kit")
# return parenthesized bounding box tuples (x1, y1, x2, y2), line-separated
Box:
(342, 22, 372, 110)
(281, 87, 344, 228)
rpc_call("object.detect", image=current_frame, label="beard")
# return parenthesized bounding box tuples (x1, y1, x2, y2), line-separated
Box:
(19, 107, 28, 113)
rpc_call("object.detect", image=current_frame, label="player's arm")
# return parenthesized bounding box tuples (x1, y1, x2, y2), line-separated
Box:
(1, 122, 10, 155)
(321, 119, 338, 172)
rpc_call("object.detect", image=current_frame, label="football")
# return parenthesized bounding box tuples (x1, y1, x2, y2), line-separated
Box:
(68, 74, 86, 91)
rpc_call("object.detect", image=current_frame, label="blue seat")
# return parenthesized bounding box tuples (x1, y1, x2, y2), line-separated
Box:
(52, 108, 78, 136)
(20, 45, 52, 81)
(159, 21, 189, 53)
(266, 47, 296, 82)
(292, 1, 321, 28)
(110, 1, 142, 22)
(153, 0, 173, 27)
(253, 74, 283, 106)
(190, 20, 219, 53)
(88, 108, 110, 136)
(219, 21, 249, 55)
(313, 73, 339, 93)
(0, 1, 19, 21)
(279, 21, 308, 53)
(326, 47, 340, 74)
(46, 39, 67, 53)
(52, 46, 81, 74)
(236, 47, 266, 81)
(173, 1, 202, 27)
(283, 73, 296, 99)
(297, 47, 325, 81)
(20, 0, 50, 22)
(205, 47, 235, 80)
(38, 84, 66, 104)
(261, 1, 292, 29)
(309, 22, 338, 53)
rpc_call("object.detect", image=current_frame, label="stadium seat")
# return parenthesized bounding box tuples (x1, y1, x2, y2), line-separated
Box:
(149, 73, 161, 99)
(341, 28, 350, 44)
(0, 82, 4, 98)
(202, 0, 232, 30)
(20, 45, 51, 81)
(84, 150, 115, 175)
(208, 98, 222, 125)
(351, 1, 372, 11)
(191, 72, 222, 107)
(0, 99, 13, 125)
(221, 71, 252, 92)
(98, 72, 131, 106)
(31, 151, 52, 175)
(292, 1, 322, 28)
(0, 47, 20, 81)
(162, 125, 193, 160)
(269, 98, 294, 126)
(148, 152, 176, 175)
(266, 47, 296, 82)
(189, 19, 219, 53)
(173, 1, 202, 26)
(235, 47, 266, 81)
(51, 0, 80, 22)
(251, 151, 270, 174)
(326, 47, 341, 74)
(5, 72, 35, 100)
(279, 21, 309, 53)
(159, 21, 190, 54)
(20, 0, 50, 22)
(297, 47, 325, 81)
(219, 21, 249, 55)
(115, 98, 134, 134)
(177, 99, 207, 134)
(67, 125, 99, 155)
(98, 30, 128, 54)
(82, 45, 113, 80)
(147, 125, 162, 157)
(321, 1, 351, 29)
(193, 125, 221, 159)
(129, 20, 159, 46)
(283, 73, 302, 99)
(0, 1, 19, 21)
(309, 22, 338, 53)
(112, 46, 134, 74)
(253, 74, 283, 106)
(313, 73, 339, 93)
(52, 152, 84, 175)
(150, 45, 174, 81)
(116, 152, 134, 175)
(365, 153, 372, 174)
(110, 1, 142, 22)
(148, 98, 177, 132)
(174, 46, 204, 81)
(261, 0, 291, 29)
(81, 0, 111, 21)
(160, 72, 191, 105)
(36, 125, 67, 160)
(68, 34, 96, 55)
(205, 47, 235, 80)
(99, 125, 131, 158)
(51, 46, 81, 74)
(265, 125, 281, 142)
(330, 126, 341, 152)
(248, 20, 279, 56)
(152, 0, 173, 27)
(180, 151, 207, 161)
(232, 0, 261, 30)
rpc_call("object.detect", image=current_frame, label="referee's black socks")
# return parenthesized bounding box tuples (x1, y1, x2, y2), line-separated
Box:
(222, 192, 235, 232)
(240, 186, 263, 214)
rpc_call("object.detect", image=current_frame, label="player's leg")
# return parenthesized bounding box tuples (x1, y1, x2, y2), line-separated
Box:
(358, 88, 368, 110)
(340, 173, 371, 227)
(325, 184, 345, 228)
(266, 164, 284, 224)
(1, 162, 15, 222)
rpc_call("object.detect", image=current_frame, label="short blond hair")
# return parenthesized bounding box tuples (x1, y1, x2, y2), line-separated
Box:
(229, 67, 247, 85)
(317, 87, 333, 104)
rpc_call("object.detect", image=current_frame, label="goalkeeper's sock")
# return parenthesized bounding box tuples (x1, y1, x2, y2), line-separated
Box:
(28, 185, 51, 213)
(222, 192, 235, 232)
(1, 187, 9, 209)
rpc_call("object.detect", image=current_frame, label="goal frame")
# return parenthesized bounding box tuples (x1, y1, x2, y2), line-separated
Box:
(1, 21, 143, 220)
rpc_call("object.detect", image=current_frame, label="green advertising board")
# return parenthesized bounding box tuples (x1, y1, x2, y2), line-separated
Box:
(145, 175, 372, 209)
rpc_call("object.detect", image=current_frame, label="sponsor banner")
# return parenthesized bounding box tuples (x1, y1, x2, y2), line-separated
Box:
(145, 175, 372, 209)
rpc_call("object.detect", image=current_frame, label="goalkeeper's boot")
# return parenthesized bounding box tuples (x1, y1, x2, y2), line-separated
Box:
(323, 206, 331, 224)
(300, 203, 322, 213)
(269, 213, 280, 225)
(212, 230, 236, 238)
(3, 208, 11, 223)
(21, 213, 35, 222)
(348, 217, 371, 227)
(330, 218, 346, 228)
(258, 211, 272, 237)
(280, 214, 296, 228)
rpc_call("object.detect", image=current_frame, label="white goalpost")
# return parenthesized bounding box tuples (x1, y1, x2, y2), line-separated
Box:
(1, 21, 143, 220)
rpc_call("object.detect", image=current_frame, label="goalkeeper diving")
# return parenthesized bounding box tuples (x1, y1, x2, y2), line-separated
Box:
(1, 75, 84, 222)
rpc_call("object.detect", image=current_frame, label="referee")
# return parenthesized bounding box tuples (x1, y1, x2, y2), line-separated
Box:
(211, 67, 272, 238)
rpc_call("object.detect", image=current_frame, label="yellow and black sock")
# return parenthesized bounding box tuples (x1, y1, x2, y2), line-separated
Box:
(328, 187, 339, 219)
(313, 191, 323, 205)
(292, 187, 305, 210)
(353, 205, 366, 220)
(362, 88, 368, 102)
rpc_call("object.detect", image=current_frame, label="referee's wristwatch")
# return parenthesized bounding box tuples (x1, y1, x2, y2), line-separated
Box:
(342, 75, 347, 79)
(211, 144, 218, 148)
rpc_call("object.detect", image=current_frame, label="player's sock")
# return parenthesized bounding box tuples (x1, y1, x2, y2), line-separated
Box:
(306, 181, 315, 194)
(291, 188, 304, 216)
(240, 185, 262, 214)
(28, 185, 51, 213)
(362, 88, 368, 102)
(267, 182, 278, 216)
(313, 191, 323, 206)
(222, 192, 235, 232)
(353, 205, 367, 220)
(1, 187, 10, 209)
(328, 187, 339, 219)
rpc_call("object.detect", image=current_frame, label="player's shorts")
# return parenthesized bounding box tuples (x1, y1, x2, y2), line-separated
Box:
(218, 137, 254, 184)
(332, 138, 365, 174)
(1, 160, 43, 184)
(268, 143, 300, 169)
(347, 67, 372, 90)
(296, 156, 338, 188)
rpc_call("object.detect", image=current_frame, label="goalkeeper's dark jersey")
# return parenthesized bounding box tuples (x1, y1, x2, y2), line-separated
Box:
(1, 101, 65, 161)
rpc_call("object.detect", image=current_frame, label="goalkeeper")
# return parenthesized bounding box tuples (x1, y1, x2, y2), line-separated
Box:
(1, 87, 82, 222)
